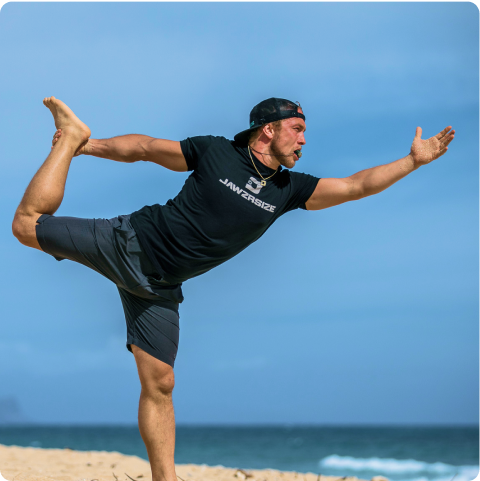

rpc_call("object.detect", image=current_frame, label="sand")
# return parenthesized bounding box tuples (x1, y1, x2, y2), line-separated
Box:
(0, 445, 384, 481)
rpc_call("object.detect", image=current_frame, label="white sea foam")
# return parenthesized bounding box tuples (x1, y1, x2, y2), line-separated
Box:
(319, 455, 479, 481)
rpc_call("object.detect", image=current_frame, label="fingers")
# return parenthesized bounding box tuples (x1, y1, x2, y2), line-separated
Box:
(435, 126, 453, 140)
(415, 126, 422, 139)
(51, 128, 62, 149)
(436, 147, 448, 159)
(440, 130, 455, 148)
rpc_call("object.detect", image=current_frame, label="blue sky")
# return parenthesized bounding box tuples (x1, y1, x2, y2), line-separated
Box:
(0, 2, 477, 425)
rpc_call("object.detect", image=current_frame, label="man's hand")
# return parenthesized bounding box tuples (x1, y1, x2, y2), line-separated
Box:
(410, 126, 455, 169)
(306, 124, 456, 211)
(52, 128, 90, 156)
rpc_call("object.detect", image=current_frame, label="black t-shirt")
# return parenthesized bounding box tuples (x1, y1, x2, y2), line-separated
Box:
(130, 136, 320, 285)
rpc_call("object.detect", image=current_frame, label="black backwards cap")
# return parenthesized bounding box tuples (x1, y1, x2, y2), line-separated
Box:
(234, 97, 305, 146)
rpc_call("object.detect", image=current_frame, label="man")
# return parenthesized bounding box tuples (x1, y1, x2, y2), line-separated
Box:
(12, 96, 454, 481)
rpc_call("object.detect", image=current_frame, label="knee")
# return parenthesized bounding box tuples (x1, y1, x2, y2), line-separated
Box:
(133, 345, 176, 396)
(12, 211, 41, 249)
(156, 371, 175, 395)
(144, 370, 175, 397)
(12, 213, 36, 246)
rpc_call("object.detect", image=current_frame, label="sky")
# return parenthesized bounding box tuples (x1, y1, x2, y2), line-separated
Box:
(0, 2, 478, 426)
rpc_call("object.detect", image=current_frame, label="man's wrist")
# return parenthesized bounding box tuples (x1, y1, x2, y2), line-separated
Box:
(406, 153, 420, 171)
(83, 138, 94, 156)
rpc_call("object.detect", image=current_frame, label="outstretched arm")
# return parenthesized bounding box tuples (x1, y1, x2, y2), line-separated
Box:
(306, 125, 455, 211)
(52, 130, 188, 172)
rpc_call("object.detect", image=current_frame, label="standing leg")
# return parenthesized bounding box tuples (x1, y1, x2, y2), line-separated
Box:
(12, 96, 90, 249)
(132, 345, 177, 481)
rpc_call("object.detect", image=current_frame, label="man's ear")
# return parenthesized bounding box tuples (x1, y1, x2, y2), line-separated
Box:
(263, 123, 275, 140)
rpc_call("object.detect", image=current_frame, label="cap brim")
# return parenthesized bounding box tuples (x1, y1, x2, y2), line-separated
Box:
(234, 126, 257, 146)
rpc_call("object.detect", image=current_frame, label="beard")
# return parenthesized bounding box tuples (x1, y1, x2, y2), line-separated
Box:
(270, 136, 296, 169)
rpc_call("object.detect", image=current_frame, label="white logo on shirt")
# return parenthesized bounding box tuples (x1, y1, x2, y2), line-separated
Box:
(245, 177, 263, 194)
(219, 178, 276, 213)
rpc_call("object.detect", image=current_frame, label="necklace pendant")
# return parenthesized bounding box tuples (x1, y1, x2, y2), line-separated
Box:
(261, 180, 267, 186)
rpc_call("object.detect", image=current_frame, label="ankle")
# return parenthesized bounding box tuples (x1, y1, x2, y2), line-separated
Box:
(152, 473, 178, 481)
(56, 130, 89, 151)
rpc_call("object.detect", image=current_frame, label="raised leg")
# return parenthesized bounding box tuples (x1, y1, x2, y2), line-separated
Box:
(132, 345, 177, 481)
(12, 96, 90, 249)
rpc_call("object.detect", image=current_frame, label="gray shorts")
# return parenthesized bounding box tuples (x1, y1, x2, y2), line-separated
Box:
(35, 214, 184, 367)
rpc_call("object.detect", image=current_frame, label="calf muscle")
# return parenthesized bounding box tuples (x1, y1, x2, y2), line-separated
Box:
(13, 97, 90, 249)
(12, 138, 75, 248)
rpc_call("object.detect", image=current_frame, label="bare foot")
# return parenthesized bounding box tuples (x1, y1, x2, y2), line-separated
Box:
(43, 96, 91, 145)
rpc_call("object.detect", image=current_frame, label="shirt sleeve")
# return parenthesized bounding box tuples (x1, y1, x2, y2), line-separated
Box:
(180, 136, 215, 171)
(286, 171, 321, 212)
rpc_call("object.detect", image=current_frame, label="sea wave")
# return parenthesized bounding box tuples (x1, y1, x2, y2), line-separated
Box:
(319, 455, 478, 481)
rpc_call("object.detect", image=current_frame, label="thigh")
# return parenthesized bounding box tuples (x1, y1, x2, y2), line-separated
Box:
(36, 213, 185, 301)
(119, 287, 180, 368)
(35, 213, 130, 286)
(131, 344, 175, 393)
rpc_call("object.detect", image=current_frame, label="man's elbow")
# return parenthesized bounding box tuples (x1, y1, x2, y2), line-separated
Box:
(347, 177, 365, 201)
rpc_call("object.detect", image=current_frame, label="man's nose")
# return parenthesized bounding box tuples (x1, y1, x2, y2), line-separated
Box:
(299, 133, 306, 145)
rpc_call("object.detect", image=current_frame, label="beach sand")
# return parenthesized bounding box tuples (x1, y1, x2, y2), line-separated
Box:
(0, 445, 382, 481)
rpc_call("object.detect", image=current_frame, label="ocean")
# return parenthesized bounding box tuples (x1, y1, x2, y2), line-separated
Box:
(0, 425, 477, 481)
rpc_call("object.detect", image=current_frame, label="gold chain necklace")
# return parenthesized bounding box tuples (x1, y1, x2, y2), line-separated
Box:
(248, 146, 277, 186)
